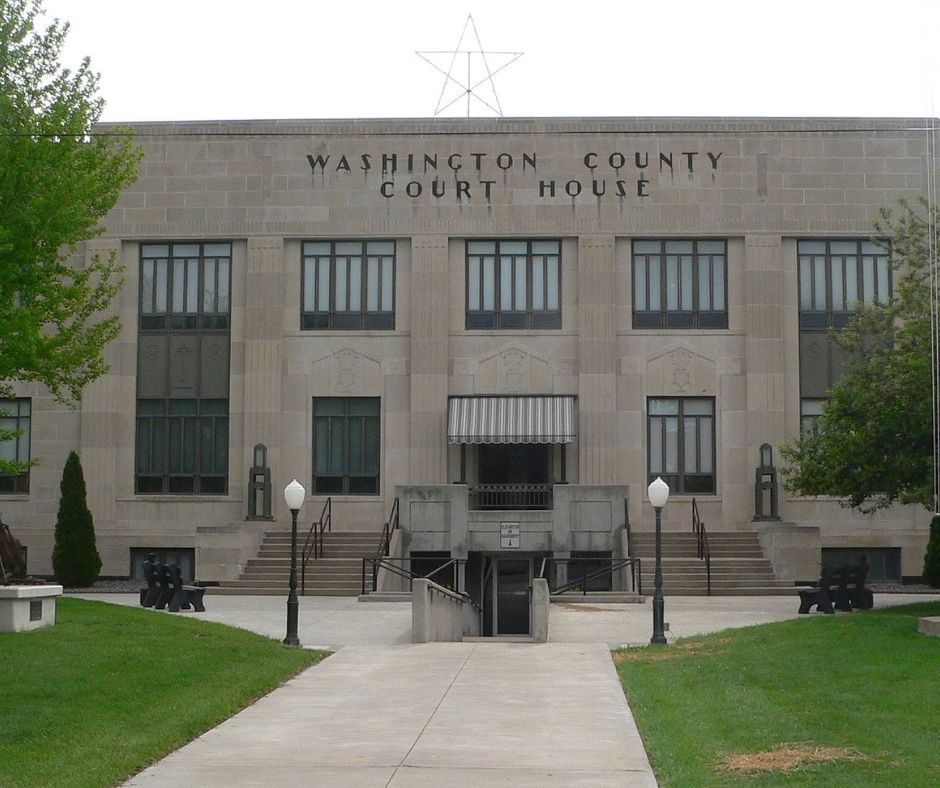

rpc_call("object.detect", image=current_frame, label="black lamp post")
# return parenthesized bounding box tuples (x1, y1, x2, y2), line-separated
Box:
(283, 478, 305, 646)
(648, 476, 670, 645)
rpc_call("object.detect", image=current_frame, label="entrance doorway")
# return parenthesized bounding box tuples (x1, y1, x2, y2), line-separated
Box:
(478, 443, 550, 485)
(481, 556, 532, 636)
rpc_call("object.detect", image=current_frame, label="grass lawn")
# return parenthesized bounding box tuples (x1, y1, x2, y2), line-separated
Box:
(0, 597, 327, 787)
(615, 601, 940, 787)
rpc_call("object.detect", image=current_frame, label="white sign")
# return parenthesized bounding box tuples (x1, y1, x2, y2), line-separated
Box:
(500, 522, 520, 549)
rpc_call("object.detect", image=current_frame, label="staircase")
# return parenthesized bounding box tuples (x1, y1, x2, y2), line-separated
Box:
(214, 530, 379, 596)
(631, 531, 796, 595)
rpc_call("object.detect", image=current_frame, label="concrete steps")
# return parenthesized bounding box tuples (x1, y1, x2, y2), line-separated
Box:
(216, 530, 381, 596)
(631, 531, 795, 596)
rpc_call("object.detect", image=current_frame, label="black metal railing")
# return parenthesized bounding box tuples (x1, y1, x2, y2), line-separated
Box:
(375, 497, 400, 562)
(469, 483, 553, 510)
(692, 497, 712, 596)
(546, 557, 643, 596)
(624, 496, 633, 558)
(361, 556, 466, 595)
(301, 497, 331, 596)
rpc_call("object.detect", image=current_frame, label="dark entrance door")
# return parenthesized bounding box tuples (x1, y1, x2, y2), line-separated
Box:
(478, 444, 550, 485)
(495, 558, 530, 635)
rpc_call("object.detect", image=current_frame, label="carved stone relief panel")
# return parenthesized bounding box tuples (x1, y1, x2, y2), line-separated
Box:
(137, 335, 168, 397)
(168, 334, 199, 397)
(477, 345, 550, 393)
(799, 331, 829, 397)
(200, 335, 231, 398)
(645, 344, 716, 396)
(310, 347, 382, 395)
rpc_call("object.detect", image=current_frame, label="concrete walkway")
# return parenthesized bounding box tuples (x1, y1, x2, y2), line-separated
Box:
(68, 591, 939, 786)
(125, 641, 655, 787)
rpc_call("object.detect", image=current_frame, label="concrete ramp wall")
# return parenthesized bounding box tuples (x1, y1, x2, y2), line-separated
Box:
(412, 578, 481, 642)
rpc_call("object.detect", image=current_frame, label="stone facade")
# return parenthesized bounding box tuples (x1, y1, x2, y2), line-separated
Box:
(3, 117, 936, 580)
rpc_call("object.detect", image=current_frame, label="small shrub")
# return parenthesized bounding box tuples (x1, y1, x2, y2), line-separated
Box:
(923, 514, 940, 588)
(52, 452, 102, 587)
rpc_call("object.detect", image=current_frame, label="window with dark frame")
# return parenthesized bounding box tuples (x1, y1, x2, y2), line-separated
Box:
(0, 398, 30, 494)
(139, 242, 232, 330)
(633, 240, 727, 329)
(647, 398, 715, 494)
(797, 240, 891, 415)
(800, 398, 826, 438)
(302, 241, 395, 330)
(136, 242, 231, 495)
(798, 240, 890, 328)
(466, 240, 561, 329)
(313, 398, 380, 495)
(135, 399, 229, 494)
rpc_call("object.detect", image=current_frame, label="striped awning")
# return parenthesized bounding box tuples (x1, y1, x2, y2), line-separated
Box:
(447, 396, 576, 444)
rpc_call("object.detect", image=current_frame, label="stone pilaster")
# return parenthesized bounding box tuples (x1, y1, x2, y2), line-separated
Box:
(79, 238, 123, 529)
(409, 235, 449, 484)
(742, 235, 787, 493)
(577, 235, 619, 484)
(241, 237, 284, 504)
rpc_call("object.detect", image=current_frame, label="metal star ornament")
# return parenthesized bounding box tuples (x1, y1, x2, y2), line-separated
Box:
(416, 15, 523, 117)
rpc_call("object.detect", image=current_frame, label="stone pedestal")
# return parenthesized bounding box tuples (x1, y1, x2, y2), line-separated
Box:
(0, 585, 63, 632)
(918, 617, 940, 637)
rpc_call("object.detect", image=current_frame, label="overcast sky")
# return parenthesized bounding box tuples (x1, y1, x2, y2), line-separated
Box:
(40, 0, 940, 123)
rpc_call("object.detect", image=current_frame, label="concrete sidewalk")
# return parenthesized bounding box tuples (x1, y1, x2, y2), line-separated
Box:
(125, 642, 656, 787)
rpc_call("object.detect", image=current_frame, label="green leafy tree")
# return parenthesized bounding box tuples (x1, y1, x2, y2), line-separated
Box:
(0, 0, 140, 476)
(52, 451, 101, 586)
(781, 199, 936, 512)
(924, 515, 940, 588)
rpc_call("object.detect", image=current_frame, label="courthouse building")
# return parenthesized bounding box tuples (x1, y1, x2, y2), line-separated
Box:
(1, 116, 935, 603)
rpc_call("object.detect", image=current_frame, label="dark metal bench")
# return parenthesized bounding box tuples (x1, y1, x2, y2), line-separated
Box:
(846, 563, 873, 610)
(138, 556, 206, 612)
(798, 564, 872, 614)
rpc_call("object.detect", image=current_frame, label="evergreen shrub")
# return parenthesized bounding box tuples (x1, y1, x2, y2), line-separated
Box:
(52, 452, 102, 587)
(923, 514, 940, 588)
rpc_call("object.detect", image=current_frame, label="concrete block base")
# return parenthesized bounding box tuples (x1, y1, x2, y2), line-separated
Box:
(0, 585, 63, 632)
(918, 616, 940, 637)
(750, 521, 820, 581)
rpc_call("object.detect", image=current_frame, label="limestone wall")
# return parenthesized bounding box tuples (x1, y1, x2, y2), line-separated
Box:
(2, 117, 935, 578)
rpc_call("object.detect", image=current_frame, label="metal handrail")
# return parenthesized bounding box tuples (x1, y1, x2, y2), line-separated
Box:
(361, 556, 465, 595)
(624, 497, 633, 559)
(547, 557, 643, 596)
(424, 579, 483, 615)
(374, 497, 400, 562)
(368, 559, 479, 616)
(692, 498, 712, 596)
(300, 497, 331, 596)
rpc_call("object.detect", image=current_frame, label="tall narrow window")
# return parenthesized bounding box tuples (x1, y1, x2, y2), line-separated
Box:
(633, 240, 727, 329)
(648, 398, 715, 494)
(302, 241, 395, 329)
(466, 240, 561, 329)
(0, 399, 30, 494)
(136, 242, 231, 494)
(798, 240, 890, 328)
(797, 239, 890, 403)
(313, 398, 380, 495)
